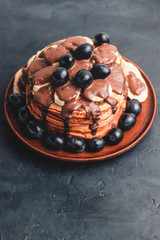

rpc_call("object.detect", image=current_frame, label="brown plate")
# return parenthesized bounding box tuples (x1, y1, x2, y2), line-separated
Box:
(4, 57, 157, 162)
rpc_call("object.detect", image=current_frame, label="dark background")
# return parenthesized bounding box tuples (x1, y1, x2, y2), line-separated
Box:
(0, 0, 160, 239)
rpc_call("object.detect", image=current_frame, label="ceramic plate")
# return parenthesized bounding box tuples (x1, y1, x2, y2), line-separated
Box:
(4, 57, 157, 162)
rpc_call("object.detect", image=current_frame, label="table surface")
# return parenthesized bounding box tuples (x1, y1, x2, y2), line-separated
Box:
(0, 0, 160, 239)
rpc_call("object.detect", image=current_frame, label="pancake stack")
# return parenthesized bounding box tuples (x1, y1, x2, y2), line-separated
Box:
(13, 35, 148, 139)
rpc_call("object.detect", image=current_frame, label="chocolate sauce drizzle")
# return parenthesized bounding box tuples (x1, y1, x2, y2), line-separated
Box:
(89, 119, 99, 135)
(128, 71, 145, 95)
(33, 85, 54, 107)
(27, 92, 33, 106)
(42, 107, 48, 122)
(64, 118, 70, 136)
(105, 96, 118, 114)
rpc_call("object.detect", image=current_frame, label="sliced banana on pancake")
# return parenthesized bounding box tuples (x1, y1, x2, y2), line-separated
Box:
(52, 62, 59, 67)
(84, 37, 93, 45)
(50, 44, 58, 49)
(32, 82, 50, 92)
(27, 55, 36, 68)
(115, 52, 123, 65)
(13, 68, 23, 94)
(54, 92, 65, 107)
(122, 59, 148, 102)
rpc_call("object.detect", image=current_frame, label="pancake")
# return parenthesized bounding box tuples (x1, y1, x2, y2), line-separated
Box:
(13, 35, 148, 139)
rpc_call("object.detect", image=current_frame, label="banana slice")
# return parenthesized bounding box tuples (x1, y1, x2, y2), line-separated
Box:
(54, 92, 65, 106)
(59, 39, 66, 43)
(122, 59, 148, 102)
(35, 46, 49, 59)
(84, 37, 93, 46)
(32, 82, 50, 92)
(27, 55, 36, 68)
(52, 62, 59, 67)
(36, 49, 45, 58)
(13, 68, 24, 94)
(14, 54, 36, 94)
(92, 96, 104, 102)
(51, 45, 58, 49)
(115, 52, 123, 65)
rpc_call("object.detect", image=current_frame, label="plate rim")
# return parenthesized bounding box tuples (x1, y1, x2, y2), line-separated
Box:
(4, 57, 157, 162)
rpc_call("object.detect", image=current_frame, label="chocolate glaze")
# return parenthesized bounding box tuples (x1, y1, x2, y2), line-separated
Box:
(91, 43, 117, 66)
(28, 59, 48, 77)
(33, 85, 54, 107)
(105, 96, 118, 114)
(128, 71, 145, 95)
(112, 106, 117, 114)
(81, 100, 100, 120)
(68, 60, 92, 79)
(62, 98, 100, 120)
(42, 36, 89, 65)
(89, 119, 99, 135)
(31, 66, 56, 85)
(63, 36, 90, 51)
(56, 81, 80, 102)
(106, 64, 126, 94)
(83, 79, 109, 101)
(105, 96, 118, 106)
(43, 46, 69, 65)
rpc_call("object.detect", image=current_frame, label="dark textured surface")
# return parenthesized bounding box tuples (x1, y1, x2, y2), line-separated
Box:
(0, 0, 160, 239)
